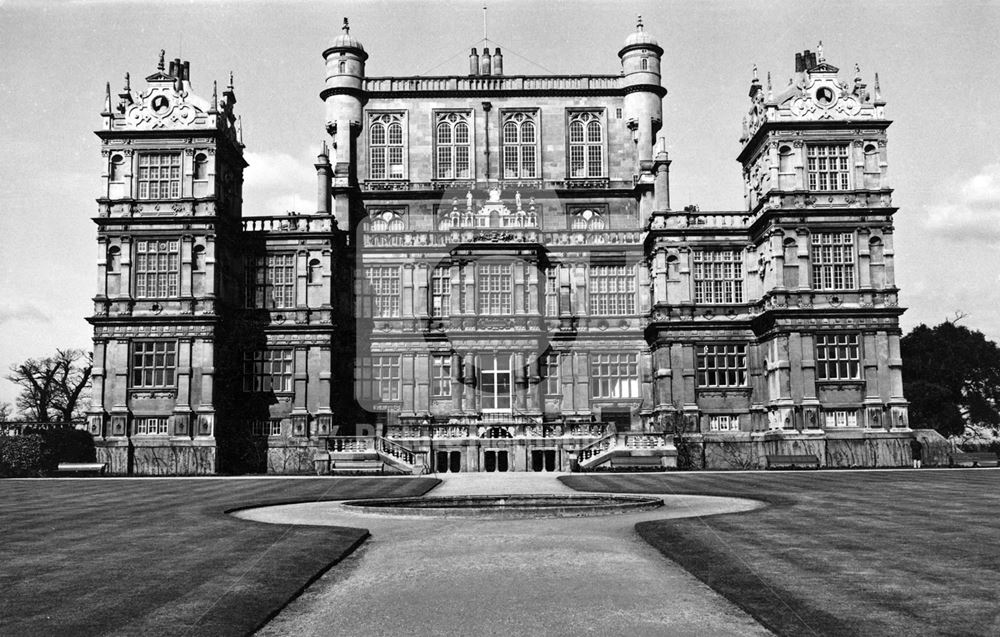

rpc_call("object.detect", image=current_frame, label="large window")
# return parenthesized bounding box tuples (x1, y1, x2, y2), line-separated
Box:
(480, 355, 512, 411)
(131, 341, 176, 388)
(247, 254, 296, 308)
(806, 144, 850, 191)
(589, 264, 636, 315)
(137, 153, 181, 199)
(591, 353, 639, 399)
(369, 113, 406, 180)
(430, 266, 451, 318)
(135, 239, 179, 298)
(812, 232, 855, 290)
(544, 268, 559, 316)
(502, 111, 538, 179)
(243, 349, 294, 393)
(693, 250, 743, 304)
(436, 112, 472, 180)
(361, 354, 399, 401)
(816, 334, 861, 380)
(431, 355, 452, 398)
(697, 344, 747, 388)
(541, 352, 560, 395)
(365, 266, 400, 318)
(477, 263, 512, 315)
(568, 111, 604, 178)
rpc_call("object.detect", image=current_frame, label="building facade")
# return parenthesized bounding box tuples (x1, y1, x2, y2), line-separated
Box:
(86, 20, 913, 475)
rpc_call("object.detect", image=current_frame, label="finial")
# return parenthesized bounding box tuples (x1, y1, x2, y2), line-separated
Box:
(752, 64, 758, 82)
(817, 40, 824, 63)
(228, 71, 234, 90)
(124, 72, 131, 92)
(636, 14, 644, 31)
(211, 80, 218, 110)
(766, 71, 772, 98)
(157, 49, 165, 71)
(854, 63, 861, 77)
(237, 115, 244, 144)
(342, 17, 349, 34)
(874, 72, 881, 97)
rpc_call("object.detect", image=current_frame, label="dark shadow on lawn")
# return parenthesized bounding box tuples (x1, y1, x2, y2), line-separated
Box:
(0, 477, 440, 637)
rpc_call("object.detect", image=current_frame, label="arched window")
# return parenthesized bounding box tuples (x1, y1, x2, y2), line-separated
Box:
(370, 210, 404, 232)
(568, 111, 604, 178)
(192, 245, 206, 271)
(436, 112, 472, 179)
(368, 113, 406, 180)
(308, 258, 322, 283)
(501, 112, 538, 179)
(107, 246, 121, 273)
(777, 145, 794, 189)
(863, 143, 880, 188)
(110, 154, 125, 182)
(783, 237, 799, 288)
(193, 153, 209, 180)
(571, 209, 606, 230)
(869, 236, 885, 289)
(338, 60, 346, 73)
(641, 57, 648, 70)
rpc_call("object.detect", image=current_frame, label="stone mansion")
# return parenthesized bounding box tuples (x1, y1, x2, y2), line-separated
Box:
(86, 18, 914, 475)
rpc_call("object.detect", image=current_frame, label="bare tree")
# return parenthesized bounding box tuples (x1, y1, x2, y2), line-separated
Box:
(0, 401, 13, 422)
(7, 349, 92, 423)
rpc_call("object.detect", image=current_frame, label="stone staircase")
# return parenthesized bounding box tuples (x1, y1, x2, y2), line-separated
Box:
(315, 436, 427, 475)
(576, 432, 677, 471)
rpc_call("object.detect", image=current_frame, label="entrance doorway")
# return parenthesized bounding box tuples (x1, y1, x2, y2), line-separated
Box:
(483, 449, 509, 472)
(435, 450, 462, 473)
(531, 449, 557, 472)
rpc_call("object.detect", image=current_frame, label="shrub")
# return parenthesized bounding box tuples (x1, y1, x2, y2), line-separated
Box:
(0, 428, 96, 477)
(0, 435, 47, 477)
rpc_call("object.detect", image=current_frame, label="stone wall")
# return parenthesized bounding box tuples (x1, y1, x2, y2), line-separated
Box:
(95, 441, 216, 475)
(683, 429, 946, 470)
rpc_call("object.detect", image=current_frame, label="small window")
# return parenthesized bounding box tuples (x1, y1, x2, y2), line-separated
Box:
(640, 57, 648, 70)
(193, 153, 208, 180)
(709, 415, 738, 432)
(338, 60, 346, 73)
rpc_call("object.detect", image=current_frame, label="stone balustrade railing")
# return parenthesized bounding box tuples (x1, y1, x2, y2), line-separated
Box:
(361, 229, 642, 248)
(364, 75, 621, 94)
(243, 215, 336, 233)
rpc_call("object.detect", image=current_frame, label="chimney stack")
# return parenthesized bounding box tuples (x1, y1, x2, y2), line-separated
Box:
(493, 48, 503, 75)
(469, 48, 479, 76)
(182, 61, 190, 83)
(479, 47, 492, 76)
(795, 52, 804, 72)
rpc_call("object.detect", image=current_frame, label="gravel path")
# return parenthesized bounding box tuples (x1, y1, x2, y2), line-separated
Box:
(240, 474, 772, 636)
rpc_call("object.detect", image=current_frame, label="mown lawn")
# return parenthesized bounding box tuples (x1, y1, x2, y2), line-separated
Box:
(0, 477, 438, 636)
(562, 470, 1000, 637)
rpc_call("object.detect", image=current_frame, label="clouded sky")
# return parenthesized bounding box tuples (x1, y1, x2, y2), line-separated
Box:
(1, 0, 998, 409)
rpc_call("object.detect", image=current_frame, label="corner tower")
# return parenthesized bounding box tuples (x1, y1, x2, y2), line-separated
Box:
(87, 53, 247, 474)
(737, 45, 907, 432)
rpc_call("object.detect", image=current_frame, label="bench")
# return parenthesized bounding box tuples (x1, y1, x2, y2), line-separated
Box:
(766, 454, 820, 469)
(949, 452, 999, 468)
(56, 462, 107, 476)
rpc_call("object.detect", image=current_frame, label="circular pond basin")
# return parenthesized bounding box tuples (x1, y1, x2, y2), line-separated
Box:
(341, 493, 663, 519)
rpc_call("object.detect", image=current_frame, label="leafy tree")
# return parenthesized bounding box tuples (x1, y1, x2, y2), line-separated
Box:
(901, 321, 1000, 437)
(6, 350, 92, 423)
